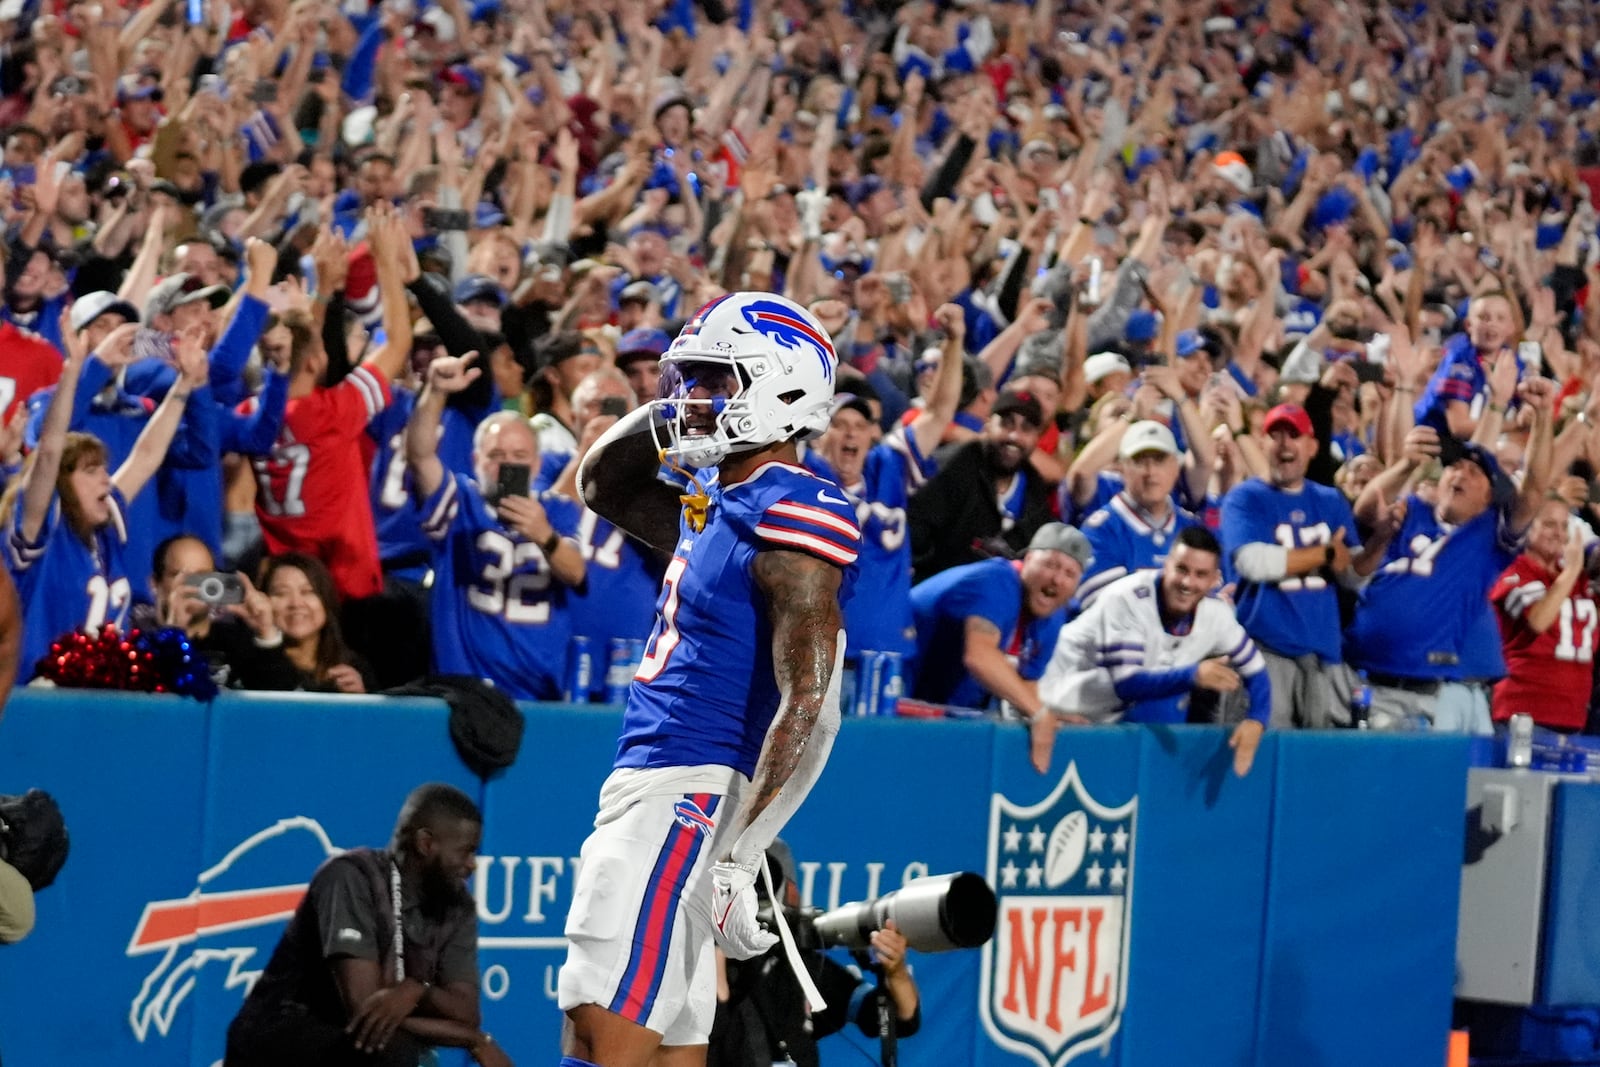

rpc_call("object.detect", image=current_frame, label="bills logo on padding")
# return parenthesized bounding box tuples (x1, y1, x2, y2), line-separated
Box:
(980, 762, 1136, 1067)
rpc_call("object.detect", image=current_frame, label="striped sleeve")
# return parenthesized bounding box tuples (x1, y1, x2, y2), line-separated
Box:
(6, 498, 57, 573)
(419, 475, 461, 542)
(333, 364, 391, 426)
(881, 426, 936, 494)
(1215, 612, 1265, 676)
(1501, 580, 1547, 621)
(754, 496, 861, 566)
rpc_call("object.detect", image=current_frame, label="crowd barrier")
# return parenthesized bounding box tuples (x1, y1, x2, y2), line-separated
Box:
(0, 690, 1470, 1067)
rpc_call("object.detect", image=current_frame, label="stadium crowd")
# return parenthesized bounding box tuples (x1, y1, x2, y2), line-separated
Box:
(2, 0, 1600, 742)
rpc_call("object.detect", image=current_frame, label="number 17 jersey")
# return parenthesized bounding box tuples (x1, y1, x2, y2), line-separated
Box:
(615, 461, 860, 778)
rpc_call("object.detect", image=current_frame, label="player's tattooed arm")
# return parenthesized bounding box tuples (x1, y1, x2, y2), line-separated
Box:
(729, 548, 846, 854)
(577, 405, 686, 554)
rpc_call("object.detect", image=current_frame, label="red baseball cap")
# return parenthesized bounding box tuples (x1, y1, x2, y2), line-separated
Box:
(1263, 404, 1313, 437)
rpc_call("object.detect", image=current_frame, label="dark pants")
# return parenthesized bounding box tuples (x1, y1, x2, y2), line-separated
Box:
(225, 1006, 426, 1067)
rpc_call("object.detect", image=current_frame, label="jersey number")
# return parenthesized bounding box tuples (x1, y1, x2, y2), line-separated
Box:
(1555, 597, 1598, 664)
(379, 432, 409, 509)
(0, 376, 15, 417)
(1273, 522, 1332, 591)
(635, 556, 687, 682)
(468, 530, 551, 622)
(577, 510, 627, 569)
(254, 443, 311, 517)
(1384, 533, 1450, 578)
(84, 575, 132, 632)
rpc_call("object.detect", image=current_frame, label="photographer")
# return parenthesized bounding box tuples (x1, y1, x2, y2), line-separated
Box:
(132, 534, 301, 692)
(710, 842, 921, 1067)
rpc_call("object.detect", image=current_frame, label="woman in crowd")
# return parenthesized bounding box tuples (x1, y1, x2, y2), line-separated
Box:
(1, 317, 204, 680)
(259, 552, 377, 694)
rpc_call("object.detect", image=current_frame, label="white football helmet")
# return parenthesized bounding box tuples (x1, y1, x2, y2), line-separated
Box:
(650, 292, 839, 468)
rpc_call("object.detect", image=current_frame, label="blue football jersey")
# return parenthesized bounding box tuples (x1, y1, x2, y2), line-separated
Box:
(1219, 478, 1357, 662)
(615, 461, 861, 777)
(1076, 494, 1202, 609)
(370, 387, 484, 578)
(1345, 496, 1522, 680)
(566, 508, 667, 696)
(419, 474, 582, 700)
(8, 489, 134, 680)
(909, 557, 1063, 709)
(1413, 334, 1529, 435)
(802, 429, 931, 659)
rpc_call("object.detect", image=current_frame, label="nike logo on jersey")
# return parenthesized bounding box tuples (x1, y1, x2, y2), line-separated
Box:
(817, 489, 849, 506)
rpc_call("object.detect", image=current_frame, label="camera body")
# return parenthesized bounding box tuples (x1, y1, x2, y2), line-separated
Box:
(184, 572, 245, 606)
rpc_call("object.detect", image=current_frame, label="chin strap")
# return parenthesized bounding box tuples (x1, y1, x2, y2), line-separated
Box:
(658, 449, 713, 533)
(760, 856, 828, 1013)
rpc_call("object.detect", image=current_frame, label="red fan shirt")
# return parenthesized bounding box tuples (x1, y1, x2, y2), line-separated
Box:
(1490, 552, 1598, 731)
(246, 364, 391, 601)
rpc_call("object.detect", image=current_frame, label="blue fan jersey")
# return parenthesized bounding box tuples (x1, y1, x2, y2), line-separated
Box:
(369, 387, 485, 579)
(615, 461, 861, 778)
(802, 428, 932, 660)
(8, 489, 134, 680)
(1413, 334, 1529, 435)
(418, 474, 582, 700)
(909, 557, 1064, 709)
(1076, 494, 1202, 609)
(567, 508, 668, 695)
(1345, 496, 1522, 680)
(1219, 478, 1358, 662)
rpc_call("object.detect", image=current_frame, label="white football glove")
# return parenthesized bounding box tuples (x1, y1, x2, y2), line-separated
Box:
(710, 860, 778, 961)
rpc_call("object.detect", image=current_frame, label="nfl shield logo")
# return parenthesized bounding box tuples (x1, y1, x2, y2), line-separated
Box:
(979, 762, 1137, 1066)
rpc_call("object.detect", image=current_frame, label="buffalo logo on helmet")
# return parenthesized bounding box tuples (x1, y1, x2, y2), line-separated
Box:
(980, 763, 1136, 1067)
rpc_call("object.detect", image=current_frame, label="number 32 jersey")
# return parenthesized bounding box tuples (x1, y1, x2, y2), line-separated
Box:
(420, 474, 582, 701)
(615, 461, 860, 778)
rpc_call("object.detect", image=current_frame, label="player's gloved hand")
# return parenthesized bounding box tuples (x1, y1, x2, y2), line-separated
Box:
(710, 860, 778, 960)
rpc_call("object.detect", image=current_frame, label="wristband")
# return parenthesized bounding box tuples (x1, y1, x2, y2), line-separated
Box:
(1323, 545, 1336, 567)
(540, 530, 562, 556)
(1488, 402, 1506, 415)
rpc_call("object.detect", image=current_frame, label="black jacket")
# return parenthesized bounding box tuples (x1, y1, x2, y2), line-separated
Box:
(908, 441, 1055, 584)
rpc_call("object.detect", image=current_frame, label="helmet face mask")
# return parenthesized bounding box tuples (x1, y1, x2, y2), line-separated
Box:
(648, 293, 838, 469)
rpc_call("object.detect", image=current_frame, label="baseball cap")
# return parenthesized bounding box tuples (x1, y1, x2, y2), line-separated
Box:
(1213, 150, 1253, 194)
(992, 389, 1045, 427)
(616, 327, 670, 366)
(1124, 309, 1160, 344)
(832, 393, 875, 422)
(441, 64, 484, 94)
(1454, 440, 1516, 506)
(619, 280, 659, 306)
(1084, 352, 1133, 384)
(1027, 522, 1094, 569)
(69, 291, 139, 333)
(143, 273, 230, 323)
(1119, 420, 1179, 459)
(452, 273, 506, 308)
(1013, 331, 1064, 381)
(1174, 329, 1206, 359)
(1263, 403, 1314, 437)
(472, 201, 507, 229)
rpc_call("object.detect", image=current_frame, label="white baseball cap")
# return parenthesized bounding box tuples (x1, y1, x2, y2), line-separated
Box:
(1084, 351, 1132, 384)
(1119, 420, 1179, 460)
